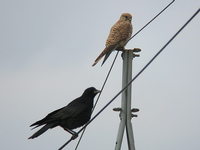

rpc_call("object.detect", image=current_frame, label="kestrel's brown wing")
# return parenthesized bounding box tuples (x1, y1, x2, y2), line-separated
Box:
(101, 48, 114, 66)
(106, 21, 132, 48)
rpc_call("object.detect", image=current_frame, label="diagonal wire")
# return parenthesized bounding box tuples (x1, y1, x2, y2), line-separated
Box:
(73, 1, 176, 149)
(58, 8, 199, 150)
(126, 0, 175, 44)
(74, 51, 119, 150)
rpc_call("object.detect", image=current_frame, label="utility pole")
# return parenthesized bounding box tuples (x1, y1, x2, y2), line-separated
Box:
(113, 48, 140, 150)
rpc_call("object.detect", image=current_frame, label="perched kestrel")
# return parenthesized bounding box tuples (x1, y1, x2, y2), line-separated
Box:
(92, 13, 133, 66)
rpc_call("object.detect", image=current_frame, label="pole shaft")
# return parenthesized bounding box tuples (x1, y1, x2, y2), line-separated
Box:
(115, 50, 135, 150)
(125, 51, 135, 150)
(114, 51, 127, 150)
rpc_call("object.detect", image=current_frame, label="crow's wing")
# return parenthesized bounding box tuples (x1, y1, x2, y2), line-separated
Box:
(52, 102, 88, 120)
(30, 107, 65, 127)
(30, 102, 88, 127)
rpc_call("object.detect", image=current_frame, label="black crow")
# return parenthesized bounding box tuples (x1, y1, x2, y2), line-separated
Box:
(28, 87, 100, 139)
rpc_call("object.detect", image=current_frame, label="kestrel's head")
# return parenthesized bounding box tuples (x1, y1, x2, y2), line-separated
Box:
(120, 13, 132, 22)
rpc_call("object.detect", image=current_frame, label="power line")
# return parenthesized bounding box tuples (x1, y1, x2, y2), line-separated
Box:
(126, 0, 175, 44)
(58, 8, 199, 150)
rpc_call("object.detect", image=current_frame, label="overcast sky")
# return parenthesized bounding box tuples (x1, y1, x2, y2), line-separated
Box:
(0, 0, 199, 150)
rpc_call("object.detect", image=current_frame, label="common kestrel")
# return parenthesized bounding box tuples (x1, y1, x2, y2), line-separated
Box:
(92, 13, 133, 66)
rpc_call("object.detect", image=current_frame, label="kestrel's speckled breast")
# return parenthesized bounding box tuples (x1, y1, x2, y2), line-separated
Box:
(105, 20, 132, 48)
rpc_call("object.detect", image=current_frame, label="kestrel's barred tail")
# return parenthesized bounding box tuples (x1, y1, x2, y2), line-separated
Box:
(92, 45, 116, 66)
(92, 48, 107, 66)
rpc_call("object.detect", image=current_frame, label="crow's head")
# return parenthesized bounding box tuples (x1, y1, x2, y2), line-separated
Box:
(83, 87, 101, 98)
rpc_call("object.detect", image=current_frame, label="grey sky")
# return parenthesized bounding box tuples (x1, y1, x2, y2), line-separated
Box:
(0, 0, 199, 149)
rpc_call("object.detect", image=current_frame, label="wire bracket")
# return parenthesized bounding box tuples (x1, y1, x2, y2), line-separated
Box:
(113, 107, 140, 119)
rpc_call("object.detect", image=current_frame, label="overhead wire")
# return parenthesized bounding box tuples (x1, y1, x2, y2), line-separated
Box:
(126, 0, 175, 44)
(58, 8, 199, 150)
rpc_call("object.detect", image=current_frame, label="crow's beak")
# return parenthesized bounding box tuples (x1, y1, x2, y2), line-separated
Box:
(94, 89, 101, 94)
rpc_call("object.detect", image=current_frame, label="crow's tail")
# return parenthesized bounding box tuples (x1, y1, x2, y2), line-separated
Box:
(28, 124, 54, 139)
